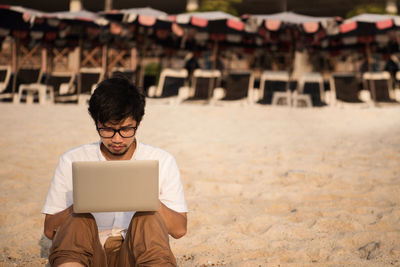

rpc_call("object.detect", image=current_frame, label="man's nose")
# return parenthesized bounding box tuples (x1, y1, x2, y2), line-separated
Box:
(112, 131, 123, 142)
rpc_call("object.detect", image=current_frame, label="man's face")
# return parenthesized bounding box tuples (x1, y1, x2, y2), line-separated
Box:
(97, 116, 138, 160)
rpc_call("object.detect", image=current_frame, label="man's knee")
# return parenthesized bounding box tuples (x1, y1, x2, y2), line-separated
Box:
(133, 211, 164, 224)
(52, 213, 96, 240)
(70, 212, 96, 225)
(121, 212, 176, 266)
(54, 261, 85, 267)
(50, 213, 103, 267)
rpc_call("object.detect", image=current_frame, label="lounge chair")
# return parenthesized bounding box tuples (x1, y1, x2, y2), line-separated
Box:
(147, 68, 188, 98)
(394, 71, 400, 102)
(14, 71, 74, 105)
(179, 69, 221, 102)
(0, 65, 12, 101)
(362, 71, 394, 102)
(46, 72, 76, 103)
(78, 67, 104, 105)
(293, 72, 325, 107)
(258, 71, 290, 105)
(330, 72, 362, 104)
(13, 67, 44, 104)
(214, 70, 255, 103)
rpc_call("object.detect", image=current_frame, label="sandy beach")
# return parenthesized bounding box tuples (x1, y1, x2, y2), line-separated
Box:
(0, 101, 399, 266)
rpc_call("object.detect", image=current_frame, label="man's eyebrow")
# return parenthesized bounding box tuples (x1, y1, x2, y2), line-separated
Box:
(121, 122, 137, 126)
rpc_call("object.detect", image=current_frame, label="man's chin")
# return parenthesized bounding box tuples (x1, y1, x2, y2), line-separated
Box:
(110, 151, 126, 156)
(108, 147, 128, 156)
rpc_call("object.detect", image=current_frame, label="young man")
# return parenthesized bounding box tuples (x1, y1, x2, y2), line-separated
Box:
(42, 77, 188, 267)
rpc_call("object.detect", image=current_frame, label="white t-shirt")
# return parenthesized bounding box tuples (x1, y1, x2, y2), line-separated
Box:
(42, 140, 188, 243)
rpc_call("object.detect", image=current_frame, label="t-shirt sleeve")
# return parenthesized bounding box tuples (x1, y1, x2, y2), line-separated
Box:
(41, 155, 73, 215)
(159, 155, 188, 213)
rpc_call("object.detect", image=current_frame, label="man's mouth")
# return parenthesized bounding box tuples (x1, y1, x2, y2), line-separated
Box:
(111, 145, 125, 151)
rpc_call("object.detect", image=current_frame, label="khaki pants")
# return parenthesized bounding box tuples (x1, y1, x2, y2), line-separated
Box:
(49, 212, 177, 267)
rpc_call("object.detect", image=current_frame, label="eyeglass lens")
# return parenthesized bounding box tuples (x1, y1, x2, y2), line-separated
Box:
(98, 127, 136, 138)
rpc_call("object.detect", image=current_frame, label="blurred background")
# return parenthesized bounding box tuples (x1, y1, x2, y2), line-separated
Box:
(0, 0, 400, 107)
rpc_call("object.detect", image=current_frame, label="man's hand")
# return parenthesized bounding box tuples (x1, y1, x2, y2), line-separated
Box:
(158, 201, 187, 239)
(44, 205, 73, 240)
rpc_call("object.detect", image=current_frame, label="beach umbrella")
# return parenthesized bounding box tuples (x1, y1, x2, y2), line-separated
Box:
(337, 13, 400, 51)
(171, 11, 248, 77)
(0, 5, 45, 29)
(0, 5, 63, 94)
(171, 11, 246, 51)
(171, 11, 246, 100)
(243, 11, 340, 96)
(0, 5, 59, 44)
(45, 10, 108, 25)
(244, 11, 339, 60)
(339, 13, 400, 35)
(41, 10, 111, 76)
(246, 12, 338, 62)
(101, 7, 169, 25)
(0, 6, 109, 45)
(100, 7, 173, 41)
(43, 10, 109, 45)
(336, 13, 400, 102)
(1, 9, 111, 82)
(100, 7, 176, 88)
(336, 13, 400, 52)
(245, 12, 340, 49)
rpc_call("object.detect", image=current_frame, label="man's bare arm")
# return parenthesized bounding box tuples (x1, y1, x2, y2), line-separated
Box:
(44, 205, 73, 240)
(158, 201, 187, 239)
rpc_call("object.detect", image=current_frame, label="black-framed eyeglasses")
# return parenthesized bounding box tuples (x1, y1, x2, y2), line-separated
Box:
(96, 126, 137, 138)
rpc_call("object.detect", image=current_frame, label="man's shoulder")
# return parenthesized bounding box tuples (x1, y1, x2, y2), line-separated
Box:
(136, 142, 175, 161)
(61, 141, 100, 162)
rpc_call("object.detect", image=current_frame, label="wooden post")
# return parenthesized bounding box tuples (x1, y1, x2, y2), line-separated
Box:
(281, 0, 287, 11)
(211, 39, 218, 70)
(288, 28, 295, 94)
(69, 0, 82, 73)
(11, 38, 18, 97)
(42, 46, 48, 74)
(137, 30, 147, 89)
(136, 46, 143, 89)
(102, 44, 108, 77)
(77, 38, 82, 97)
(130, 47, 137, 71)
(186, 0, 199, 11)
(208, 39, 219, 101)
(104, 0, 113, 11)
(70, 0, 82, 11)
(366, 41, 377, 104)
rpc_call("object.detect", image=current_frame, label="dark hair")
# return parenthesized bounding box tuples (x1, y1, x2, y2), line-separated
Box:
(88, 76, 145, 125)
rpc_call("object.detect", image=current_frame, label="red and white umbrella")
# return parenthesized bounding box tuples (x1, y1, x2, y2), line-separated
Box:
(335, 13, 400, 103)
(0, 5, 78, 45)
(247, 11, 337, 33)
(101, 7, 169, 26)
(171, 11, 246, 44)
(244, 11, 340, 47)
(338, 13, 400, 45)
(100, 7, 176, 42)
(44, 10, 109, 26)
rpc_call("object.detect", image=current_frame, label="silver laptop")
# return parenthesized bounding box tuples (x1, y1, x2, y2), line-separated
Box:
(72, 160, 159, 213)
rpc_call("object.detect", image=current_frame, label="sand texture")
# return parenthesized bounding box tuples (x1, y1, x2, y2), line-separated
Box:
(0, 101, 399, 266)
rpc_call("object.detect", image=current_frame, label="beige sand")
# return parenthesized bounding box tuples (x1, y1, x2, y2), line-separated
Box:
(0, 101, 399, 266)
